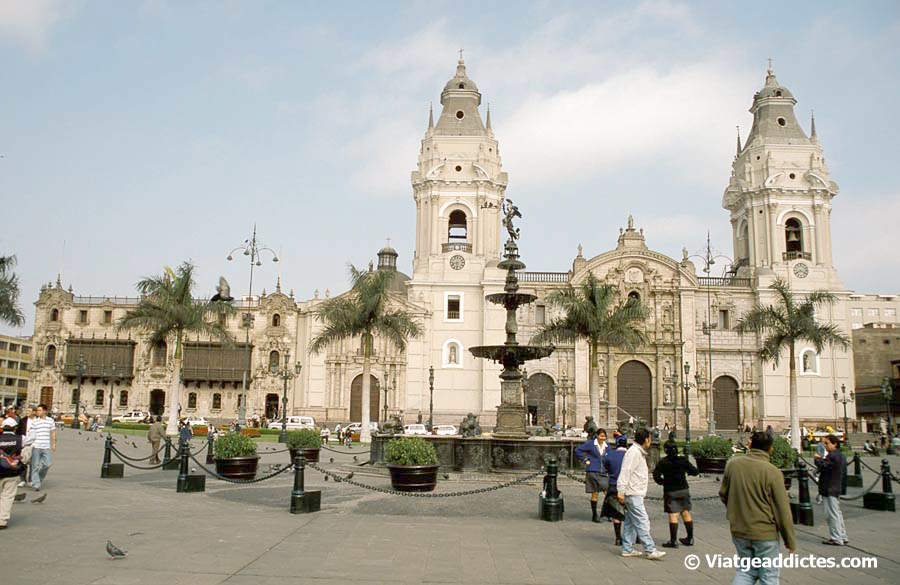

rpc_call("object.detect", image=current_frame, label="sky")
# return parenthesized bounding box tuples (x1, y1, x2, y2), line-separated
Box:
(1, 0, 899, 336)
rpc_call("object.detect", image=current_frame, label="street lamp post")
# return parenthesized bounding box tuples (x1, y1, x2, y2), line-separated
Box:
(881, 377, 895, 455)
(682, 361, 696, 455)
(383, 373, 393, 423)
(558, 371, 569, 429)
(71, 353, 87, 429)
(833, 384, 854, 446)
(428, 366, 434, 433)
(278, 351, 301, 444)
(104, 362, 120, 427)
(227, 224, 279, 430)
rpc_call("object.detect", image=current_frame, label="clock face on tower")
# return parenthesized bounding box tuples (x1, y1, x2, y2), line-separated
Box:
(450, 255, 466, 270)
(793, 262, 809, 278)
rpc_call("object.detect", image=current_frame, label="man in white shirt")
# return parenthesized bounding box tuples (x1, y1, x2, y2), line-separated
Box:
(617, 428, 665, 560)
(27, 404, 56, 491)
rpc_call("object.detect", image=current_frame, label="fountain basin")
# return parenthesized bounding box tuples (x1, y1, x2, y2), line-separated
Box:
(485, 292, 538, 307)
(469, 345, 554, 365)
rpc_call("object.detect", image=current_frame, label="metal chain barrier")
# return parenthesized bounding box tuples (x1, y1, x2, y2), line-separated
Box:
(109, 446, 168, 470)
(839, 474, 883, 501)
(306, 461, 542, 498)
(321, 445, 366, 455)
(258, 446, 292, 455)
(108, 442, 157, 462)
(187, 452, 294, 485)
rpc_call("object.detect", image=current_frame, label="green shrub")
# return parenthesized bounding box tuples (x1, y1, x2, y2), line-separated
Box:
(111, 422, 150, 431)
(286, 428, 321, 450)
(692, 435, 733, 459)
(770, 436, 798, 469)
(385, 437, 439, 466)
(215, 432, 258, 459)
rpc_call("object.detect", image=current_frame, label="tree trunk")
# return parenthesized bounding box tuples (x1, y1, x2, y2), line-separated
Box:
(360, 333, 372, 444)
(589, 340, 599, 423)
(166, 330, 183, 437)
(789, 343, 800, 451)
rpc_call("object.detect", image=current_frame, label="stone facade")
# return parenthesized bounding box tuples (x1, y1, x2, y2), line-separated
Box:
(0, 333, 32, 407)
(26, 60, 898, 433)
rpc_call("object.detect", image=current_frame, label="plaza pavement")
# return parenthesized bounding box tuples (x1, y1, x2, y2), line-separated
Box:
(4, 427, 899, 585)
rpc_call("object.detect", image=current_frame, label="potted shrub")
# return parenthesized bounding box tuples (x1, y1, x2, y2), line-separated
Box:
(286, 429, 322, 463)
(385, 437, 439, 492)
(214, 432, 259, 480)
(769, 436, 799, 489)
(692, 435, 733, 473)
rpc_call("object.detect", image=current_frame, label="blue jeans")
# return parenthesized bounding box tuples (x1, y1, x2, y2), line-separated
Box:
(622, 495, 655, 553)
(30, 448, 52, 489)
(731, 537, 780, 585)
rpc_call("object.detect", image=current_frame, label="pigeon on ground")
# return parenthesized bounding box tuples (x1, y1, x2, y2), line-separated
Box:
(14, 493, 26, 502)
(329, 457, 334, 463)
(323, 475, 328, 482)
(106, 540, 127, 559)
(353, 456, 358, 462)
(32, 493, 47, 504)
(345, 472, 354, 479)
(132, 442, 138, 448)
(78, 432, 82, 435)
(442, 473, 450, 480)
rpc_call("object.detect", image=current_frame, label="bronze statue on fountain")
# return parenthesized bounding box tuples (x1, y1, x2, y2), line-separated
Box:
(470, 198, 555, 439)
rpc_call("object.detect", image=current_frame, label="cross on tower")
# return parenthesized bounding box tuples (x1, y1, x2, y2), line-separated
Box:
(767, 57, 774, 72)
(458, 48, 464, 61)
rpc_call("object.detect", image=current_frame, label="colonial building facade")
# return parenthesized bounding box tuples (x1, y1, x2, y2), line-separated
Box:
(28, 60, 900, 432)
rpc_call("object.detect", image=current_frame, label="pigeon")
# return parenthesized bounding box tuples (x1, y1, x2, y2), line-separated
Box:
(32, 493, 47, 504)
(329, 457, 334, 463)
(442, 473, 450, 480)
(132, 442, 138, 449)
(106, 540, 127, 559)
(323, 475, 329, 482)
(78, 432, 82, 435)
(353, 456, 358, 462)
(345, 472, 354, 480)
(14, 493, 26, 502)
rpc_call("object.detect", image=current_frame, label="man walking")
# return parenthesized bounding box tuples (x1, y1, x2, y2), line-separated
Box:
(575, 427, 608, 523)
(617, 428, 665, 560)
(720, 431, 795, 585)
(28, 404, 56, 491)
(815, 434, 848, 545)
(147, 416, 164, 464)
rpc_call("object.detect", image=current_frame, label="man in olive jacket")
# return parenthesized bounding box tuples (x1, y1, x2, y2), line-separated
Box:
(720, 431, 796, 585)
(147, 416, 165, 464)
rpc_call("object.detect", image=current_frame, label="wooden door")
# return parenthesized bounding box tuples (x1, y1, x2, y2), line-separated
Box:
(616, 361, 652, 425)
(713, 376, 740, 431)
(349, 374, 380, 422)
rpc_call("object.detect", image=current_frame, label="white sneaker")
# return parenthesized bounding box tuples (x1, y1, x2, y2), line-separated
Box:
(17, 481, 25, 487)
(646, 550, 667, 560)
(621, 551, 643, 557)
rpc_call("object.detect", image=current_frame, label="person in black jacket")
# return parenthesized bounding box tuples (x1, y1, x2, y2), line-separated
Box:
(652, 440, 699, 547)
(1, 417, 32, 528)
(815, 434, 848, 545)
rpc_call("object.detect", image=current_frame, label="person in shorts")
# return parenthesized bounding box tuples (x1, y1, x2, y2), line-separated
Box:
(652, 440, 699, 547)
(575, 427, 608, 522)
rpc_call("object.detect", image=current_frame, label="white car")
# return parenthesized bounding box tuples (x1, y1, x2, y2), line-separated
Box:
(267, 416, 316, 430)
(434, 425, 458, 436)
(345, 422, 379, 434)
(404, 424, 429, 435)
(112, 411, 149, 424)
(183, 415, 208, 428)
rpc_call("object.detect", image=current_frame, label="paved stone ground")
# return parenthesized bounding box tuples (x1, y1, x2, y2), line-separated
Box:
(4, 428, 899, 585)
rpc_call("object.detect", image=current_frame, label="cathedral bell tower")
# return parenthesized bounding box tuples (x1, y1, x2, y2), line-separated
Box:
(411, 57, 508, 277)
(722, 65, 841, 289)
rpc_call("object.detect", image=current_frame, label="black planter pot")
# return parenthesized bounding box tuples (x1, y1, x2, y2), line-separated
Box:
(288, 447, 320, 463)
(695, 456, 729, 474)
(215, 456, 259, 480)
(388, 464, 439, 492)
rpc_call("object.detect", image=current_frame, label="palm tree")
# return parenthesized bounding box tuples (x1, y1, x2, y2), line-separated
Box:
(736, 277, 849, 450)
(117, 262, 233, 436)
(0, 255, 25, 328)
(309, 264, 422, 443)
(531, 273, 647, 423)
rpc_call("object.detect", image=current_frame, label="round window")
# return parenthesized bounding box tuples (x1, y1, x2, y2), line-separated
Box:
(455, 165, 462, 172)
(458, 83, 465, 89)
(789, 173, 796, 179)
(777, 117, 786, 127)
(455, 110, 465, 119)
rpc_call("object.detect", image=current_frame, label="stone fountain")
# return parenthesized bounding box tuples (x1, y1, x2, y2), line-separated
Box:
(470, 199, 554, 438)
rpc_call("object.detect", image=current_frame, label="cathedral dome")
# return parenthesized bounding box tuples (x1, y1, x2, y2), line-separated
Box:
(442, 58, 479, 94)
(753, 69, 796, 102)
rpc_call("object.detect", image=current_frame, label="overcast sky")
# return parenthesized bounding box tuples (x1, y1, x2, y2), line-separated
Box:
(1, 0, 899, 336)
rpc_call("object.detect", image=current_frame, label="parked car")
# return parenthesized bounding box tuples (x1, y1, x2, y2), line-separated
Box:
(182, 415, 208, 428)
(344, 421, 378, 440)
(434, 425, 458, 436)
(404, 423, 429, 435)
(266, 416, 316, 430)
(112, 411, 149, 424)
(61, 413, 89, 426)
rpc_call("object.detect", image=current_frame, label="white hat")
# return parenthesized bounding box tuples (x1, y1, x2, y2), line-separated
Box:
(1, 417, 17, 429)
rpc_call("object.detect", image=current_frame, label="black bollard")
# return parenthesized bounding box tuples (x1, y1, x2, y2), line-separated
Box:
(176, 439, 205, 493)
(100, 435, 124, 478)
(790, 459, 814, 526)
(539, 458, 564, 522)
(847, 452, 863, 488)
(863, 459, 896, 512)
(206, 432, 215, 465)
(162, 436, 179, 470)
(290, 453, 321, 514)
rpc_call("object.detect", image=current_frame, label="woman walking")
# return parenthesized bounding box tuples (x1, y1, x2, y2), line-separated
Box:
(600, 434, 629, 545)
(652, 440, 699, 547)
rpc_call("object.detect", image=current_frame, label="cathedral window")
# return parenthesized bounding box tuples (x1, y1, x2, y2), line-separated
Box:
(458, 83, 465, 89)
(152, 340, 167, 367)
(718, 309, 730, 330)
(535, 304, 546, 325)
(448, 210, 468, 243)
(188, 392, 197, 409)
(777, 117, 786, 126)
(212, 393, 222, 410)
(784, 218, 803, 254)
(627, 291, 641, 303)
(50, 308, 59, 322)
(95, 389, 104, 406)
(119, 390, 128, 407)
(455, 110, 465, 119)
(44, 345, 56, 367)
(78, 310, 88, 324)
(103, 310, 113, 324)
(269, 350, 280, 373)
(444, 292, 463, 322)
(272, 313, 281, 327)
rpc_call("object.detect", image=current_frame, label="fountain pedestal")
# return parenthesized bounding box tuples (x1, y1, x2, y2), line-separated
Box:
(494, 378, 528, 439)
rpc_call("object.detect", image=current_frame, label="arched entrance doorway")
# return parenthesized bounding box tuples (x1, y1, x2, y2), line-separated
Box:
(525, 373, 555, 426)
(713, 375, 740, 431)
(616, 361, 652, 426)
(265, 393, 279, 420)
(149, 389, 165, 416)
(350, 374, 380, 422)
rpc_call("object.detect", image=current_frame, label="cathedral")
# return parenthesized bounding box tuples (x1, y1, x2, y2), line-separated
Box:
(27, 59, 900, 434)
